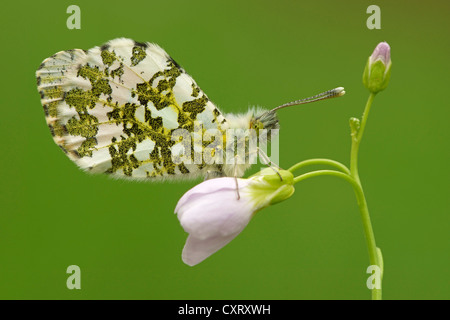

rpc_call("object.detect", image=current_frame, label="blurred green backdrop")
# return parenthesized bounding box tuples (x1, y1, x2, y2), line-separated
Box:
(0, 0, 448, 299)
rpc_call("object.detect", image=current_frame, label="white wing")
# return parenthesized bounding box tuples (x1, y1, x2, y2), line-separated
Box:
(36, 38, 227, 180)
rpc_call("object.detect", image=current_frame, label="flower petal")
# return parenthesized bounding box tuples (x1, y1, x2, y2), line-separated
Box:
(370, 41, 391, 65)
(178, 184, 255, 239)
(175, 178, 252, 217)
(182, 232, 242, 266)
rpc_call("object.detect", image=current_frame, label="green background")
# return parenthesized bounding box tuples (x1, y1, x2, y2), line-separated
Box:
(0, 0, 448, 299)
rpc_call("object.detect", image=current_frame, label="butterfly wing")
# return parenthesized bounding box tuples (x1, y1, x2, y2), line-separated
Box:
(36, 38, 227, 180)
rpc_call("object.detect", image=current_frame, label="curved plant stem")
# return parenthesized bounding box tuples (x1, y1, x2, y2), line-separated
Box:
(289, 158, 351, 175)
(349, 92, 382, 300)
(293, 169, 355, 186)
(293, 169, 381, 300)
(291, 92, 382, 300)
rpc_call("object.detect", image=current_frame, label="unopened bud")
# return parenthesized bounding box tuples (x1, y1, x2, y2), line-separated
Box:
(363, 42, 392, 93)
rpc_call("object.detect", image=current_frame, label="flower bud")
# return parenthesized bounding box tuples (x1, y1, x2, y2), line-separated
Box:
(349, 117, 361, 137)
(363, 42, 392, 93)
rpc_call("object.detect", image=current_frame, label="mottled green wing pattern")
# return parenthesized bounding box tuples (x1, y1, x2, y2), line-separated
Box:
(36, 38, 227, 180)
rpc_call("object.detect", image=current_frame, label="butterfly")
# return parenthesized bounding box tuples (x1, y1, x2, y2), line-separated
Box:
(36, 38, 344, 181)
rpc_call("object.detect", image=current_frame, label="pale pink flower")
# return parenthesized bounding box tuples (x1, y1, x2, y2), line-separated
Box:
(175, 169, 295, 266)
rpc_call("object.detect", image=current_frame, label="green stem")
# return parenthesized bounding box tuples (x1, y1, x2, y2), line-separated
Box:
(293, 169, 355, 186)
(350, 92, 381, 300)
(289, 158, 351, 175)
(357, 93, 376, 143)
(292, 168, 381, 300)
(351, 93, 375, 180)
(290, 92, 382, 300)
(352, 180, 381, 300)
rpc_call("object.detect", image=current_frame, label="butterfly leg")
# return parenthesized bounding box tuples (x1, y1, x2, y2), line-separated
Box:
(233, 162, 240, 200)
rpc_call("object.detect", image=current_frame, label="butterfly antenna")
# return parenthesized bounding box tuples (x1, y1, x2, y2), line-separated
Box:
(269, 87, 345, 113)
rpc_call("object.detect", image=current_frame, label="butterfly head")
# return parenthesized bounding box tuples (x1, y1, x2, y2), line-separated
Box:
(250, 110, 280, 135)
(249, 87, 346, 137)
